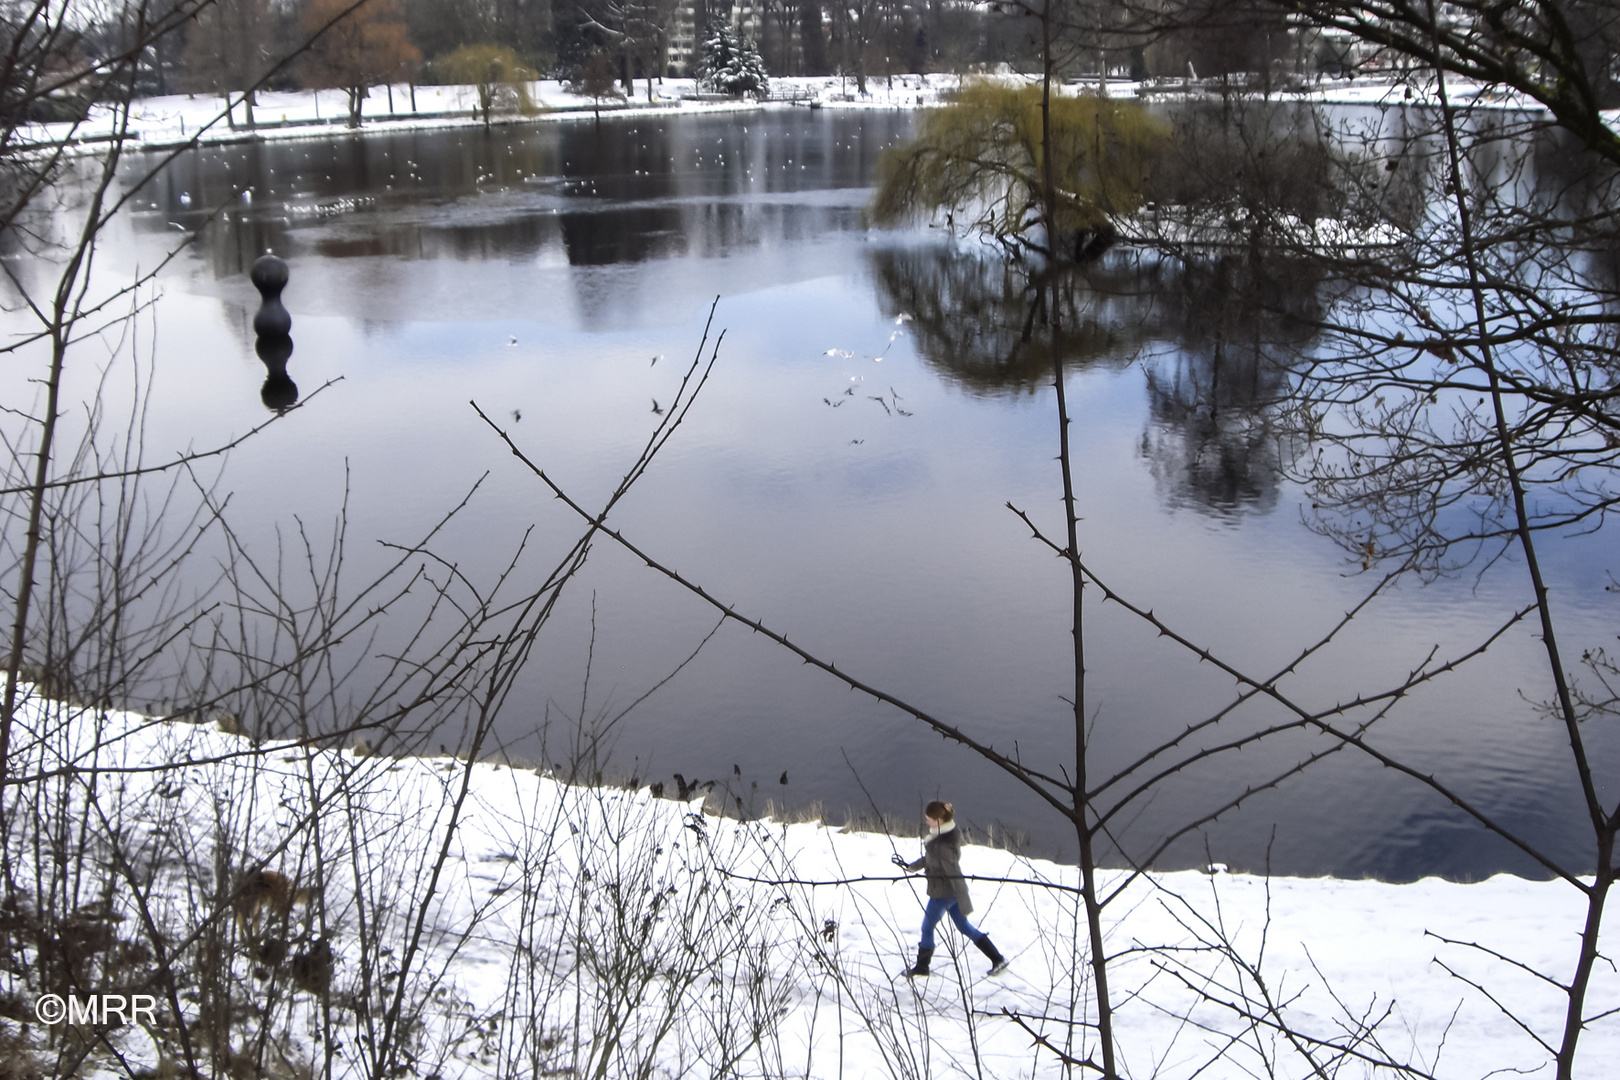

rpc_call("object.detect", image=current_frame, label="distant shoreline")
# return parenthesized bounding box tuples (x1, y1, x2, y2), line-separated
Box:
(19, 72, 1574, 158)
(22, 75, 954, 156)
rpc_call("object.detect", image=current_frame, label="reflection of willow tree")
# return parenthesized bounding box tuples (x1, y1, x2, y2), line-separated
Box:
(869, 244, 1146, 394)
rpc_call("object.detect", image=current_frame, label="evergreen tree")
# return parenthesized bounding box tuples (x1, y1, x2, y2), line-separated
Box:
(700, 19, 768, 97)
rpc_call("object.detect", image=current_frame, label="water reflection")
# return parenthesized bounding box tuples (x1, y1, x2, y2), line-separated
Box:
(869, 243, 1144, 394)
(871, 240, 1323, 515)
(134, 112, 915, 276)
(1141, 253, 1323, 515)
(255, 334, 297, 411)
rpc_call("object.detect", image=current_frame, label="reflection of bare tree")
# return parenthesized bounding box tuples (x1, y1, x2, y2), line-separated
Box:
(1144, 353, 1283, 515)
(870, 240, 1326, 514)
(1142, 253, 1324, 514)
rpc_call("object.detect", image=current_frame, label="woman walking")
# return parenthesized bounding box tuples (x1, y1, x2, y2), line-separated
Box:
(891, 800, 1008, 978)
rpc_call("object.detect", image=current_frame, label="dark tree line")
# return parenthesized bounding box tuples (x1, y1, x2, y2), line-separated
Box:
(33, 0, 1528, 123)
(47, 0, 1381, 108)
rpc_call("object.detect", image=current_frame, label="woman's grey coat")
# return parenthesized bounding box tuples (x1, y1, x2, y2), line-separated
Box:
(906, 823, 973, 915)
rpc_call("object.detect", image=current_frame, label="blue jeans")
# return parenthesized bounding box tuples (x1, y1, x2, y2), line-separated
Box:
(920, 896, 982, 950)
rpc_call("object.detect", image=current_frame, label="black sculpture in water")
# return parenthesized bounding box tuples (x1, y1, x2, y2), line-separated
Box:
(250, 253, 298, 411)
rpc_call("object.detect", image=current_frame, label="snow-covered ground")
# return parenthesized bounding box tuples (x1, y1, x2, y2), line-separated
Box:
(9, 697, 1613, 1078)
(17, 75, 963, 151)
(16, 71, 1569, 154)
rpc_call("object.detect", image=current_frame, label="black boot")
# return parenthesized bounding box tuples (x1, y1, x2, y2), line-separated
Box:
(974, 935, 1008, 975)
(903, 946, 934, 977)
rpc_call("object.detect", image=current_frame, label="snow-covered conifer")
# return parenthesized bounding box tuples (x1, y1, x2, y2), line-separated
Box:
(699, 19, 769, 98)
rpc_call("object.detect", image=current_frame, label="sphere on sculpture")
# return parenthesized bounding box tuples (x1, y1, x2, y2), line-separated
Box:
(250, 254, 292, 338)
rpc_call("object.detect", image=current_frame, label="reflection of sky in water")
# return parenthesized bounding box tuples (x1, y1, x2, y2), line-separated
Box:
(14, 111, 1606, 881)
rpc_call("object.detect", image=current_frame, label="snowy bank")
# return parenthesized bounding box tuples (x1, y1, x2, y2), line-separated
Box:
(3, 694, 1612, 1078)
(15, 75, 963, 153)
(15, 73, 1579, 158)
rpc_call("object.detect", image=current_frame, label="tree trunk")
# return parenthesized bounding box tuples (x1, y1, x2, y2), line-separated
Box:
(799, 0, 828, 75)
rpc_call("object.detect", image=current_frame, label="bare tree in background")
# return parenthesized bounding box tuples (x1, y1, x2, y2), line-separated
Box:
(180, 0, 276, 128)
(574, 0, 679, 97)
(299, 0, 421, 127)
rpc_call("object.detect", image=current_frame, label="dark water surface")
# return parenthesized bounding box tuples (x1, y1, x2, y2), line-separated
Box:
(20, 108, 1617, 880)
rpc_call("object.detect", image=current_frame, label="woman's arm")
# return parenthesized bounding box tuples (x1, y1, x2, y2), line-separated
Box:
(936, 834, 964, 880)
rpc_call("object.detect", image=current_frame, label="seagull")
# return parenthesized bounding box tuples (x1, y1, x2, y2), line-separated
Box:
(179, 191, 191, 206)
(511, 409, 522, 422)
(650, 354, 662, 366)
(508, 335, 518, 346)
(651, 399, 664, 415)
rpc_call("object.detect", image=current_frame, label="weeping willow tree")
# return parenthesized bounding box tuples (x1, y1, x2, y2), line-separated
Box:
(869, 81, 1168, 264)
(438, 44, 538, 125)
